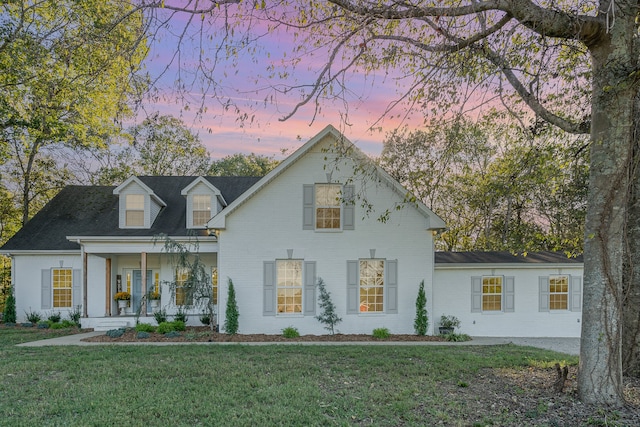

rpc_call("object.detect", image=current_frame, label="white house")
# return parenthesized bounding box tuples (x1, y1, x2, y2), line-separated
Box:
(0, 125, 583, 336)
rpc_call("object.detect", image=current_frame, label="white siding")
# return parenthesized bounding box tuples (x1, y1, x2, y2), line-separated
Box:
(216, 136, 435, 335)
(434, 265, 583, 337)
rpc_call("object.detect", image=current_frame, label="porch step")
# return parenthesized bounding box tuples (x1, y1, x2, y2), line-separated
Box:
(92, 319, 132, 332)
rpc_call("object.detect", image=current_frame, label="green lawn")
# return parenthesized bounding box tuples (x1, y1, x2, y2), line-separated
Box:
(0, 328, 580, 426)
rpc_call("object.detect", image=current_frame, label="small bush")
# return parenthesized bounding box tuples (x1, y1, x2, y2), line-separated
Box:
(68, 305, 82, 327)
(37, 322, 49, 329)
(25, 309, 41, 324)
(156, 322, 175, 334)
(164, 331, 181, 338)
(443, 332, 471, 342)
(135, 323, 156, 333)
(372, 327, 391, 339)
(49, 322, 65, 330)
(106, 328, 125, 338)
(136, 331, 151, 339)
(47, 311, 61, 323)
(282, 326, 300, 338)
(60, 320, 75, 328)
(153, 308, 168, 324)
(199, 313, 210, 325)
(174, 307, 188, 323)
(21, 322, 34, 327)
(172, 320, 186, 331)
(315, 278, 341, 335)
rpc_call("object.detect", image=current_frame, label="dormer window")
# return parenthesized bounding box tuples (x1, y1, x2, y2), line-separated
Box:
(193, 194, 212, 227)
(181, 177, 226, 229)
(125, 194, 145, 227)
(113, 176, 166, 229)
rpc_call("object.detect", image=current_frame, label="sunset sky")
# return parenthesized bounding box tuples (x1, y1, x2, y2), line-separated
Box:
(140, 7, 419, 160)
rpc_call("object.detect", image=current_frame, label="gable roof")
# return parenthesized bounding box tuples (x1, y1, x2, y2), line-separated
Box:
(435, 251, 583, 265)
(1, 176, 260, 252)
(208, 124, 447, 230)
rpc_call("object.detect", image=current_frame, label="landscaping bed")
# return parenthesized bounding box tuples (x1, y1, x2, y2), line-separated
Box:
(82, 326, 448, 343)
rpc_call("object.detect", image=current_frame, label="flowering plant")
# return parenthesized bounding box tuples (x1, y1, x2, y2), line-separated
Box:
(148, 291, 161, 300)
(114, 292, 131, 301)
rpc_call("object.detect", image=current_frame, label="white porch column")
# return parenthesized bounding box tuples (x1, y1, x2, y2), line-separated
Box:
(141, 252, 147, 314)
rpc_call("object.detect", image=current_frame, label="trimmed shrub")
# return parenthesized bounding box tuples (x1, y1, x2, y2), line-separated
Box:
(153, 308, 168, 324)
(3, 292, 16, 324)
(199, 313, 210, 325)
(156, 322, 175, 334)
(282, 326, 300, 338)
(136, 331, 151, 339)
(47, 311, 61, 323)
(60, 320, 75, 328)
(372, 327, 391, 339)
(135, 323, 156, 333)
(21, 322, 34, 327)
(172, 320, 186, 331)
(106, 328, 125, 338)
(164, 331, 181, 338)
(414, 280, 428, 335)
(25, 309, 41, 325)
(37, 322, 49, 329)
(224, 278, 239, 335)
(174, 307, 188, 323)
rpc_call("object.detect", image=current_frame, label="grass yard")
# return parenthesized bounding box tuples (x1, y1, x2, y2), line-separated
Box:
(2, 327, 632, 427)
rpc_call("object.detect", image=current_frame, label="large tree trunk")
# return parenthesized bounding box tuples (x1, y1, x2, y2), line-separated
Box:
(578, 11, 637, 405)
(622, 99, 640, 377)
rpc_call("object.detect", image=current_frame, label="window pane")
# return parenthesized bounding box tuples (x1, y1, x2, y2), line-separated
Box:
(126, 210, 144, 226)
(481, 276, 502, 311)
(359, 260, 384, 312)
(192, 195, 211, 226)
(549, 275, 569, 310)
(126, 194, 144, 209)
(276, 260, 302, 313)
(315, 184, 341, 229)
(53, 269, 72, 308)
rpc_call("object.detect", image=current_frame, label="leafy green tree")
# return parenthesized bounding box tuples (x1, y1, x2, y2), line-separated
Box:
(414, 280, 428, 336)
(209, 153, 279, 177)
(224, 279, 239, 335)
(0, 0, 147, 224)
(315, 278, 341, 335)
(92, 114, 211, 184)
(380, 117, 588, 255)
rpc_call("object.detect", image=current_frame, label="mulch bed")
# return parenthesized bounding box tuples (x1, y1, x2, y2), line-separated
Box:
(82, 326, 447, 343)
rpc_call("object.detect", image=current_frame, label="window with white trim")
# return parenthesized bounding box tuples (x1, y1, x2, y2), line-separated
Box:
(482, 276, 503, 311)
(277, 260, 303, 314)
(125, 194, 145, 226)
(549, 275, 569, 310)
(192, 194, 211, 227)
(359, 259, 385, 312)
(52, 268, 72, 308)
(315, 184, 341, 229)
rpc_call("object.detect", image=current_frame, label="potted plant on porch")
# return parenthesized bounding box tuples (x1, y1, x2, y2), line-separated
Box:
(114, 292, 131, 312)
(438, 315, 461, 335)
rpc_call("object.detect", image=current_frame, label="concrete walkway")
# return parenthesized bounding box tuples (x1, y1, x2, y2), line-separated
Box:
(17, 332, 580, 355)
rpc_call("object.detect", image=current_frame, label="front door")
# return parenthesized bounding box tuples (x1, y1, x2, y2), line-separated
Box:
(132, 270, 153, 314)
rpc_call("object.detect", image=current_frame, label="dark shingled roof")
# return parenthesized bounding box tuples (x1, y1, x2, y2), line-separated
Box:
(1, 176, 261, 251)
(435, 251, 583, 264)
